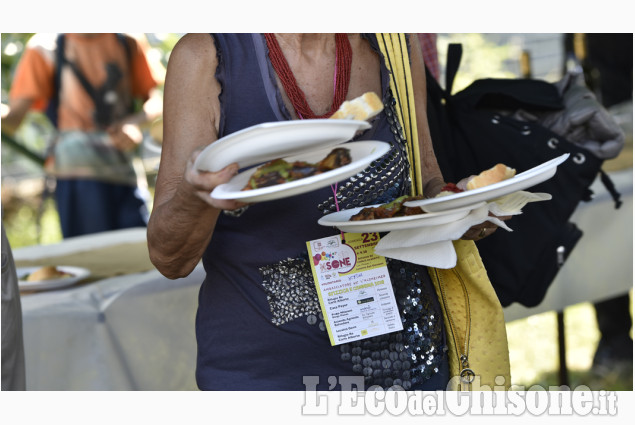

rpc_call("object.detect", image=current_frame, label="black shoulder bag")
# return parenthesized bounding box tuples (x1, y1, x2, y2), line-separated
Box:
(426, 44, 622, 307)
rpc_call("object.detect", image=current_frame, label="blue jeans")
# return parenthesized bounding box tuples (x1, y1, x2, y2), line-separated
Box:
(54, 179, 148, 238)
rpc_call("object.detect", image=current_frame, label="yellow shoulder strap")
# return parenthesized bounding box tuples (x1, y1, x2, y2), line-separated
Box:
(377, 33, 511, 390)
(375, 33, 423, 196)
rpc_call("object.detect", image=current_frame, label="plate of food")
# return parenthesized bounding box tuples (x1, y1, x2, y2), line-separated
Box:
(211, 140, 391, 203)
(404, 153, 570, 212)
(194, 91, 383, 172)
(17, 265, 91, 292)
(194, 119, 372, 172)
(318, 195, 486, 233)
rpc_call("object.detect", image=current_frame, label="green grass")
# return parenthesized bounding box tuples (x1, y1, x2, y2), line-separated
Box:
(507, 301, 633, 391)
(3, 197, 62, 248)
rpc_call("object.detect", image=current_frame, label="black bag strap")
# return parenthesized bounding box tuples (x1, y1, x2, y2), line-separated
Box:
(115, 33, 132, 62)
(444, 43, 462, 95)
(63, 54, 100, 103)
(44, 33, 66, 128)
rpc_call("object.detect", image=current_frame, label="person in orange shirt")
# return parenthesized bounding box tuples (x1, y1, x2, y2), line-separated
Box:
(2, 33, 163, 238)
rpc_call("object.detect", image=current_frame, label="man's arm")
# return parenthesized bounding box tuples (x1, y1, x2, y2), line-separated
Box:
(1, 98, 34, 136)
(106, 87, 163, 151)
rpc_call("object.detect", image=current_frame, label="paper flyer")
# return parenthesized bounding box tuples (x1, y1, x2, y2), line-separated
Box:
(306, 232, 403, 345)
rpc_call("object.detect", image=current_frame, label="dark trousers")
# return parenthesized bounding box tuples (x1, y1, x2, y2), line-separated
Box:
(54, 179, 148, 238)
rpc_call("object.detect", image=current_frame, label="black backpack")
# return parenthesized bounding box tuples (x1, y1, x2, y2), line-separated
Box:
(45, 33, 132, 129)
(426, 44, 622, 307)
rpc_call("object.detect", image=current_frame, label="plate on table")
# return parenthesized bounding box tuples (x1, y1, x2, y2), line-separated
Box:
(211, 140, 391, 203)
(194, 119, 372, 172)
(318, 202, 485, 233)
(17, 266, 91, 292)
(404, 153, 570, 212)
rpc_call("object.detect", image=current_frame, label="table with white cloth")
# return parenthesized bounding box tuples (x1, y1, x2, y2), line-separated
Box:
(14, 228, 203, 390)
(14, 167, 632, 390)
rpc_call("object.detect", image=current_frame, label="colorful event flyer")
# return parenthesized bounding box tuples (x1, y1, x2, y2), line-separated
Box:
(306, 232, 403, 345)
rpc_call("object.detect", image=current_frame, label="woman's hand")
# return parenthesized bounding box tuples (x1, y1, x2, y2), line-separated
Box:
(461, 213, 513, 241)
(178, 147, 246, 211)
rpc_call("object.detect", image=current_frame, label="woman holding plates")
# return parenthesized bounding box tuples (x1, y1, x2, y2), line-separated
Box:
(147, 34, 510, 391)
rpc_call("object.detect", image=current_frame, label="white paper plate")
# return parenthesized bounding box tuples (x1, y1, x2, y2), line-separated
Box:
(211, 141, 391, 203)
(17, 266, 91, 292)
(194, 119, 372, 172)
(318, 202, 485, 233)
(404, 153, 570, 212)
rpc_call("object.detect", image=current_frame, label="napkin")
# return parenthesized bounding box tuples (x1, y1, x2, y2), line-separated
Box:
(374, 191, 552, 269)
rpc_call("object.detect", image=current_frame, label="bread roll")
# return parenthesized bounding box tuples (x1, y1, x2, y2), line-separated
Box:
(466, 163, 516, 190)
(330, 92, 383, 121)
(26, 266, 70, 282)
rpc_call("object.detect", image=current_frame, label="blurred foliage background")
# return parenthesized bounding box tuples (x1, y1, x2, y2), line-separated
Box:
(1, 33, 181, 248)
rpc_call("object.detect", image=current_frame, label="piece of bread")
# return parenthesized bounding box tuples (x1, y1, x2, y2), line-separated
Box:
(26, 266, 70, 282)
(466, 163, 516, 190)
(330, 92, 383, 121)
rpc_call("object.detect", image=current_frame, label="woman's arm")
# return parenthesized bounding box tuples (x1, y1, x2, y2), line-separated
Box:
(407, 34, 508, 240)
(408, 33, 446, 198)
(409, 34, 511, 240)
(147, 34, 244, 278)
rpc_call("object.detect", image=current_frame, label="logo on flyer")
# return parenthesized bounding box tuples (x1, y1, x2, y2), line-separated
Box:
(313, 238, 339, 251)
(312, 243, 356, 274)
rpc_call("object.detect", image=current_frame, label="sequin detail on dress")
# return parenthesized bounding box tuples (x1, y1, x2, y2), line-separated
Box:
(260, 256, 323, 327)
(259, 255, 445, 389)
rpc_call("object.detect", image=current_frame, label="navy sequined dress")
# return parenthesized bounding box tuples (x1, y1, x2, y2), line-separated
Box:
(196, 34, 449, 390)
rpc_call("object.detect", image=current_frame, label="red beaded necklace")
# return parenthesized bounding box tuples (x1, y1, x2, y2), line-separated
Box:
(265, 33, 352, 119)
